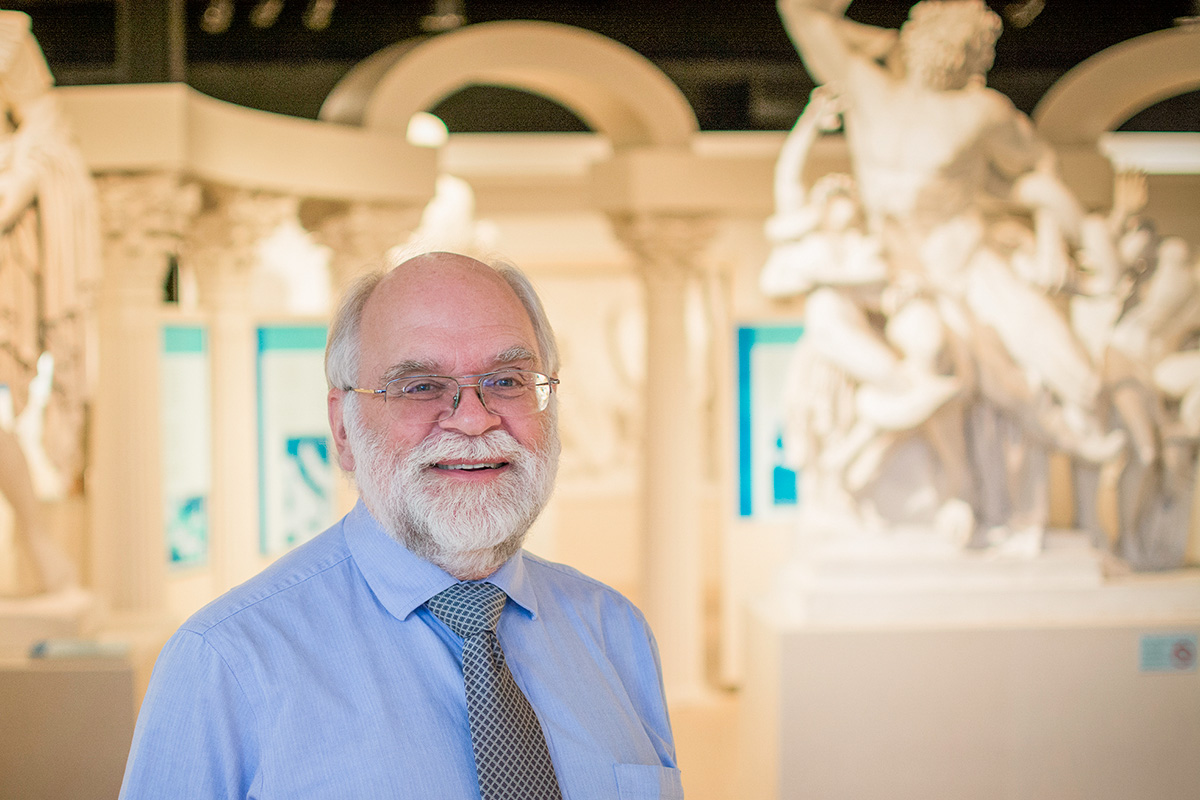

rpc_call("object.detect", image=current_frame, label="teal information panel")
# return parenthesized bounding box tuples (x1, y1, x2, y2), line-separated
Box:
(737, 324, 804, 519)
(257, 325, 333, 556)
(161, 325, 211, 567)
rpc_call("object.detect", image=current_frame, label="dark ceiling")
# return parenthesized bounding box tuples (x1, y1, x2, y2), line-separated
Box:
(13, 0, 1200, 132)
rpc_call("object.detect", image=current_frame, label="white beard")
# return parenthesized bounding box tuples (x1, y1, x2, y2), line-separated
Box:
(343, 399, 559, 578)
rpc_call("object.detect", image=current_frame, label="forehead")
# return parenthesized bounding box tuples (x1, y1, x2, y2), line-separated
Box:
(357, 254, 539, 375)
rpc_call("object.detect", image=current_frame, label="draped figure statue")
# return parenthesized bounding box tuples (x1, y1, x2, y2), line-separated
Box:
(0, 12, 100, 596)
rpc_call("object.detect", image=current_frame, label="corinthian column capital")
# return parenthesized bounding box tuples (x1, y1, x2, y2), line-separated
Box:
(608, 212, 716, 283)
(95, 172, 201, 297)
(185, 186, 297, 274)
(308, 200, 422, 292)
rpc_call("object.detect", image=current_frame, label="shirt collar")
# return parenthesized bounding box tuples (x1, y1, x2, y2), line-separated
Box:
(343, 500, 539, 621)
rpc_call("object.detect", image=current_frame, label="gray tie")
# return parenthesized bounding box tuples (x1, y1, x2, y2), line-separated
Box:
(426, 582, 562, 800)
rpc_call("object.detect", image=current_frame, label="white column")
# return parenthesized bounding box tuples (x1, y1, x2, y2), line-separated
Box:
(310, 200, 421, 516)
(89, 173, 195, 622)
(188, 188, 295, 593)
(611, 212, 715, 701)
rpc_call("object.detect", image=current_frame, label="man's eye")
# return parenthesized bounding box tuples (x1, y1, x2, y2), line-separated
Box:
(398, 379, 449, 397)
(486, 372, 529, 390)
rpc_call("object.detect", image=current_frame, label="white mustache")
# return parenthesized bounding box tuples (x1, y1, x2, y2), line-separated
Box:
(407, 430, 526, 469)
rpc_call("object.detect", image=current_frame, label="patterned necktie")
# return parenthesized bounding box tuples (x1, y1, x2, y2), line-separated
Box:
(426, 582, 562, 800)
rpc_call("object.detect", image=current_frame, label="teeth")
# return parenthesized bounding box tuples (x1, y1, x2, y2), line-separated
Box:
(438, 463, 503, 471)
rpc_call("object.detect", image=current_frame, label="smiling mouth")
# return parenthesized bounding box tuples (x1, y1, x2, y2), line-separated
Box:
(433, 462, 508, 471)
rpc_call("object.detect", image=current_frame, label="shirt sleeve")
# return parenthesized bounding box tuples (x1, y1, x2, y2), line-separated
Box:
(119, 628, 260, 799)
(625, 610, 678, 768)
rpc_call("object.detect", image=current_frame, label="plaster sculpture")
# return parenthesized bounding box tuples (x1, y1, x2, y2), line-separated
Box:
(403, 173, 499, 258)
(768, 0, 1197, 567)
(0, 12, 99, 598)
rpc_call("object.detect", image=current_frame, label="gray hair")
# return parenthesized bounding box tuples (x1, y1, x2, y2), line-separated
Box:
(489, 256, 561, 376)
(325, 270, 385, 391)
(324, 253, 560, 392)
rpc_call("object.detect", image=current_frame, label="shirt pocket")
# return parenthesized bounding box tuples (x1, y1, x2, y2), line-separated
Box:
(612, 763, 685, 800)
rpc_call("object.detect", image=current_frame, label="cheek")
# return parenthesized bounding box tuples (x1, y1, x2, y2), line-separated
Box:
(382, 420, 440, 459)
(505, 413, 552, 453)
(357, 404, 435, 460)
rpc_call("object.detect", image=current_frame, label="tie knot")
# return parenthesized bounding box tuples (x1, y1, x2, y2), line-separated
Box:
(426, 582, 507, 638)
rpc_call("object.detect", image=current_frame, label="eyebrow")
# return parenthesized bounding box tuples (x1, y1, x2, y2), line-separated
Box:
(494, 345, 539, 369)
(379, 346, 540, 384)
(381, 359, 441, 384)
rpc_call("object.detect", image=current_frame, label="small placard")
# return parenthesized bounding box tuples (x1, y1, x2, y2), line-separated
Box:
(736, 324, 805, 519)
(1139, 633, 1198, 673)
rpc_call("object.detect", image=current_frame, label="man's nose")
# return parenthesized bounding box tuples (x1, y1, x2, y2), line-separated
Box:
(438, 383, 502, 436)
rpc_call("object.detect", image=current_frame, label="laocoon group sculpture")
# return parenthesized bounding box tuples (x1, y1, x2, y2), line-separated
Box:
(765, 0, 1198, 569)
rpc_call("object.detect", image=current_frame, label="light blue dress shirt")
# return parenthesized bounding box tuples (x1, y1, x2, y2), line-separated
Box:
(120, 501, 683, 799)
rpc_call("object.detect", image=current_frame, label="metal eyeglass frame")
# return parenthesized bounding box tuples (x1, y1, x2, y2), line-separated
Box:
(348, 369, 560, 419)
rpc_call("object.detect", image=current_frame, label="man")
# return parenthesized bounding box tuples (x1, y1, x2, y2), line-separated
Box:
(120, 251, 683, 798)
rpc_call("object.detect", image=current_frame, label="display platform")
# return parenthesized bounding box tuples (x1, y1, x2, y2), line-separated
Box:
(769, 529, 1200, 625)
(739, 531, 1200, 800)
(0, 586, 97, 657)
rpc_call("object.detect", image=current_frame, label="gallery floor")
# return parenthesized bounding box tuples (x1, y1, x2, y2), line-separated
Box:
(672, 692, 741, 800)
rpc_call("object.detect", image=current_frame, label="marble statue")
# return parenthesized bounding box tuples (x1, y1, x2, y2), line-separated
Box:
(404, 173, 498, 257)
(0, 12, 100, 597)
(767, 0, 1197, 567)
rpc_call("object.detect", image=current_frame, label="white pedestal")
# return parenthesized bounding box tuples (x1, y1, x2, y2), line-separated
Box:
(0, 586, 98, 657)
(740, 535, 1200, 800)
(770, 530, 1200, 626)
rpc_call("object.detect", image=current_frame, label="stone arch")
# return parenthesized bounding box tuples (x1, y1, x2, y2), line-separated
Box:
(320, 20, 697, 149)
(1034, 25, 1200, 145)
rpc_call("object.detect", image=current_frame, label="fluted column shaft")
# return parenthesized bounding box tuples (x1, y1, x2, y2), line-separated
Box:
(90, 173, 197, 619)
(611, 212, 715, 700)
(188, 188, 296, 592)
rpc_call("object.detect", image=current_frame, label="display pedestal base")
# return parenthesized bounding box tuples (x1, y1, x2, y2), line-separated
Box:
(739, 532, 1200, 800)
(0, 586, 97, 657)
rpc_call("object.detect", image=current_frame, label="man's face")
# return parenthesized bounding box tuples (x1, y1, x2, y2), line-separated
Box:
(329, 253, 560, 578)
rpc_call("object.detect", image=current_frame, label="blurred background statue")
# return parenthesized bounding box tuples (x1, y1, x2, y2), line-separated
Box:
(766, 0, 1198, 567)
(0, 11, 100, 597)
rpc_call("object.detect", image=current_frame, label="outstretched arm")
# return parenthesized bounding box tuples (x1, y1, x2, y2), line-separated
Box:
(777, 0, 896, 85)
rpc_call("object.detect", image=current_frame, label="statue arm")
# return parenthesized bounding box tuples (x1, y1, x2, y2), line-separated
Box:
(0, 90, 60, 230)
(0, 153, 39, 231)
(982, 104, 1085, 290)
(777, 0, 883, 86)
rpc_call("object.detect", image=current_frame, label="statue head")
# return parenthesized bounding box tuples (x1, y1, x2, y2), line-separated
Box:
(899, 0, 1003, 90)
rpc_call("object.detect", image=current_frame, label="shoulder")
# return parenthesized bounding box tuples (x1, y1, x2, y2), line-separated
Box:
(522, 550, 632, 599)
(971, 85, 1023, 122)
(520, 551, 652, 631)
(181, 522, 354, 635)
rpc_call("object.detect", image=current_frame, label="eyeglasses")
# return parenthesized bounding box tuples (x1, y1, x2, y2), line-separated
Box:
(350, 369, 559, 423)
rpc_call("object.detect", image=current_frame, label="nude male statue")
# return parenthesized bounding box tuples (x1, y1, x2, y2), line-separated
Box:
(772, 0, 1124, 535)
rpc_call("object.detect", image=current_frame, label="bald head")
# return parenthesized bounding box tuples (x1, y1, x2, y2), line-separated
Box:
(325, 251, 559, 394)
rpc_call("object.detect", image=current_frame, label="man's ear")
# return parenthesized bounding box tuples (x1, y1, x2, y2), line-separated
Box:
(327, 388, 357, 472)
